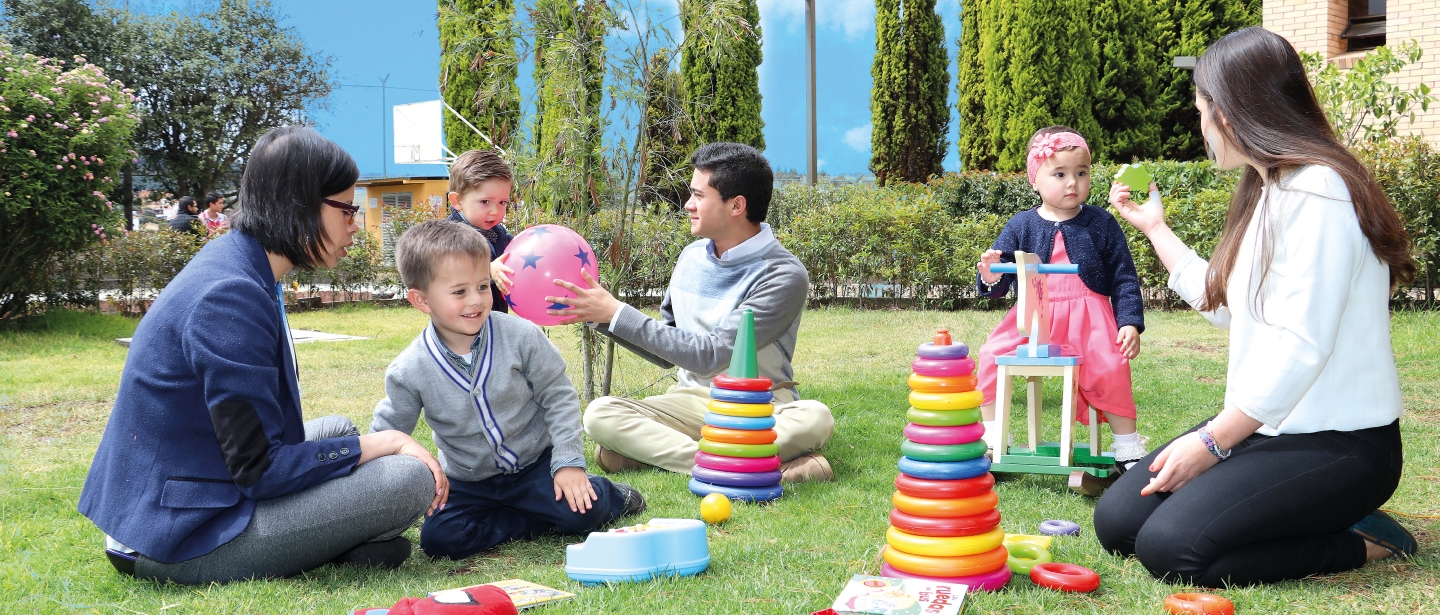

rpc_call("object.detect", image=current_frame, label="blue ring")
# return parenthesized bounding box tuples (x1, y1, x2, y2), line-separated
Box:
(688, 478, 784, 502)
(917, 342, 970, 360)
(692, 466, 783, 487)
(897, 455, 991, 480)
(704, 412, 777, 430)
(709, 387, 774, 404)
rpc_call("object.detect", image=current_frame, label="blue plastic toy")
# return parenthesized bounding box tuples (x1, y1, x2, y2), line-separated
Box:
(564, 519, 710, 584)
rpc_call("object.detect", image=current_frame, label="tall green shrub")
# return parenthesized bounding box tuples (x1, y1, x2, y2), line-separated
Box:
(439, 0, 521, 151)
(681, 0, 764, 149)
(1091, 0, 1164, 163)
(955, 0, 987, 171)
(639, 50, 695, 209)
(529, 0, 611, 215)
(870, 0, 950, 185)
(1155, 0, 1258, 160)
(0, 41, 139, 320)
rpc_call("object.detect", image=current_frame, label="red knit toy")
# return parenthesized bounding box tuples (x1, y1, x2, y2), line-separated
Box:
(353, 585, 517, 615)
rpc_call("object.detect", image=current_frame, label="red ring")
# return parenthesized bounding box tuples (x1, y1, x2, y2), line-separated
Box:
(895, 473, 995, 499)
(711, 375, 773, 391)
(889, 508, 1001, 537)
(1164, 593, 1235, 615)
(1029, 562, 1100, 592)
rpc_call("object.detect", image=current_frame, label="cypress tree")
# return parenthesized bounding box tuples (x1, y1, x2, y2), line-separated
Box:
(871, 0, 950, 185)
(1155, 0, 1259, 160)
(956, 0, 989, 171)
(1090, 0, 1164, 163)
(531, 0, 610, 214)
(439, 0, 520, 151)
(681, 0, 764, 149)
(641, 50, 695, 209)
(998, 0, 1099, 172)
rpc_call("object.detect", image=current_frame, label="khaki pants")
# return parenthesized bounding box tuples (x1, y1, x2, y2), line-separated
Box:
(583, 386, 836, 474)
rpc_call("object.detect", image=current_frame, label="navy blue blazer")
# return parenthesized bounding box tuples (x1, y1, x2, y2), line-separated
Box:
(977, 205, 1145, 333)
(78, 232, 361, 563)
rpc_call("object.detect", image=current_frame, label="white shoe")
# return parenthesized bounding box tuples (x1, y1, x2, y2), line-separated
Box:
(1112, 434, 1150, 470)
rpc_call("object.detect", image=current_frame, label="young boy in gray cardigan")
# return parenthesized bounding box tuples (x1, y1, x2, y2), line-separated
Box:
(372, 220, 644, 560)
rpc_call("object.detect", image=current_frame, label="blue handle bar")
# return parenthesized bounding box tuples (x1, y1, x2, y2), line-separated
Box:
(989, 263, 1079, 274)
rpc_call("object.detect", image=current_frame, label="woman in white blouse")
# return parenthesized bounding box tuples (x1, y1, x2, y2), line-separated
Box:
(1095, 26, 1418, 586)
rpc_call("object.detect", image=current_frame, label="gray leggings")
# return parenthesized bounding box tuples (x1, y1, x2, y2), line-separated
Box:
(133, 416, 434, 584)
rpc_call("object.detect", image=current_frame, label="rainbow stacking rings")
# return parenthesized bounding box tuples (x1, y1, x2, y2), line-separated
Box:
(911, 357, 976, 377)
(702, 425, 779, 445)
(687, 478, 783, 502)
(707, 400, 775, 418)
(917, 341, 971, 360)
(898, 455, 991, 480)
(698, 439, 778, 458)
(900, 439, 988, 462)
(903, 422, 986, 445)
(703, 412, 776, 430)
(907, 408, 983, 427)
(885, 526, 1006, 557)
(909, 390, 984, 411)
(889, 508, 1002, 537)
(894, 473, 995, 500)
(710, 375, 771, 391)
(691, 466, 783, 488)
(691, 314, 784, 503)
(693, 451, 781, 473)
(709, 387, 774, 404)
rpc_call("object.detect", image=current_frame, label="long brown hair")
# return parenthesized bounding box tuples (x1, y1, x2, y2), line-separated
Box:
(1192, 27, 1415, 312)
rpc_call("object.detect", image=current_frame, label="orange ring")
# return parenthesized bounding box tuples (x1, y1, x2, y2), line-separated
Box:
(1164, 593, 1235, 615)
(908, 373, 978, 393)
(700, 425, 778, 445)
(892, 490, 999, 518)
(881, 545, 1009, 577)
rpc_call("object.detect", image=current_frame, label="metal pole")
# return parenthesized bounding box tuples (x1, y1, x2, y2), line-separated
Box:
(380, 74, 390, 178)
(806, 0, 817, 186)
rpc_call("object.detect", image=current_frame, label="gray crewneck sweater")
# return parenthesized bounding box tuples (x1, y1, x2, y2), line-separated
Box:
(370, 312, 586, 482)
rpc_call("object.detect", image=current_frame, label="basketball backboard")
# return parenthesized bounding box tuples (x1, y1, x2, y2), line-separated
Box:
(394, 100, 446, 165)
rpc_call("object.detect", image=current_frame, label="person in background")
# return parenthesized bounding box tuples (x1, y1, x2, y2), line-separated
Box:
(168, 196, 203, 237)
(200, 191, 229, 234)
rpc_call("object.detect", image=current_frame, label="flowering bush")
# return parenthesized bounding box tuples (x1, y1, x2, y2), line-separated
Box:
(0, 40, 139, 320)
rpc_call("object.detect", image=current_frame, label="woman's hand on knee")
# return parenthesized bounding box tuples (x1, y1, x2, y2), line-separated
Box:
(360, 430, 450, 515)
(1140, 432, 1218, 496)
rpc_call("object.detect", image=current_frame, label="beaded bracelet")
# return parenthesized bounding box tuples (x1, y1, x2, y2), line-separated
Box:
(1197, 424, 1231, 461)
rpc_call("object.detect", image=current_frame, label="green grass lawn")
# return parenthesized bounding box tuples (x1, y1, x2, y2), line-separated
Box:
(2, 306, 1437, 614)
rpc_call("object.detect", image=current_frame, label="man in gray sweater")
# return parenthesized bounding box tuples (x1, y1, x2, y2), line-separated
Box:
(372, 220, 644, 561)
(547, 142, 835, 483)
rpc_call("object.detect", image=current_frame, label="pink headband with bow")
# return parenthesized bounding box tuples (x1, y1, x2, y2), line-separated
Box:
(1026, 132, 1090, 183)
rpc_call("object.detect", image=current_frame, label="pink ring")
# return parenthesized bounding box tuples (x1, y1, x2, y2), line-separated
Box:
(904, 422, 985, 445)
(693, 451, 781, 473)
(880, 562, 1012, 592)
(912, 357, 976, 378)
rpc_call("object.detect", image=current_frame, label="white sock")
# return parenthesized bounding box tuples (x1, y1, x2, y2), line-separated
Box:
(1113, 431, 1138, 446)
(982, 420, 1001, 448)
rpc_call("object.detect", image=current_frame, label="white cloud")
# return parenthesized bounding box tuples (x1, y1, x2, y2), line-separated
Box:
(844, 123, 872, 153)
(817, 158, 827, 170)
(757, 0, 875, 40)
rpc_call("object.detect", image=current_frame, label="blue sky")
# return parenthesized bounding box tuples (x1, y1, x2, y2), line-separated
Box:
(146, 0, 964, 176)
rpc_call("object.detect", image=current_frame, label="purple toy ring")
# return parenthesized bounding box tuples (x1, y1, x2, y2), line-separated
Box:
(1039, 519, 1081, 536)
(691, 466, 783, 487)
(917, 342, 970, 360)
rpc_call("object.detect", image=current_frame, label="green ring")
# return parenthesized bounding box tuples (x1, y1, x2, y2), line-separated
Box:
(698, 439, 780, 458)
(906, 407, 982, 427)
(900, 439, 989, 462)
(1006, 542, 1052, 575)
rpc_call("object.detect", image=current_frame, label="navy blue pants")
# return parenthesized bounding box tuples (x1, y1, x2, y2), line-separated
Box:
(420, 449, 626, 560)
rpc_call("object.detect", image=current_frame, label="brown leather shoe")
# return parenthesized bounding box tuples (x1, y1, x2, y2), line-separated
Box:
(779, 453, 834, 484)
(594, 445, 649, 473)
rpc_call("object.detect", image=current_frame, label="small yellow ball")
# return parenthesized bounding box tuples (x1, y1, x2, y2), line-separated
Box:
(700, 493, 732, 524)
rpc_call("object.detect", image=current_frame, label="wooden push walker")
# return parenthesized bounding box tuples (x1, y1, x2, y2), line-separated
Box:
(988, 252, 1119, 496)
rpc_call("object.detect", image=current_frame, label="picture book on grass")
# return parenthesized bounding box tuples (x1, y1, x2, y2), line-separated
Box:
(830, 575, 968, 615)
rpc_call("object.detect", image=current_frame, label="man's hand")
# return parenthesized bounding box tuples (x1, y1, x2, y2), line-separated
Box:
(553, 466, 597, 513)
(1116, 325, 1140, 360)
(546, 270, 624, 324)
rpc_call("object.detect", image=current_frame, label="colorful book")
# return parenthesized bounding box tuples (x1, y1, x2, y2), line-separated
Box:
(830, 575, 968, 615)
(432, 579, 576, 610)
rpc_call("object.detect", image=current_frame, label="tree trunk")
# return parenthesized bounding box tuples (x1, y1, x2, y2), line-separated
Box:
(122, 163, 135, 230)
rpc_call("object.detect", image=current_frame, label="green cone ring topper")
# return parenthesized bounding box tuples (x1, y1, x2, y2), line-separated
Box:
(728, 309, 759, 378)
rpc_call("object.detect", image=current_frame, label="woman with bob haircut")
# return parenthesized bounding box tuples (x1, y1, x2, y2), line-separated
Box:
(79, 126, 448, 584)
(1095, 27, 1417, 586)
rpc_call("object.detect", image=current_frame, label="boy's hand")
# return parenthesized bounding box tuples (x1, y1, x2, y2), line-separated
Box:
(978, 249, 1004, 285)
(491, 254, 515, 293)
(553, 466, 597, 513)
(547, 270, 623, 324)
(1116, 325, 1140, 360)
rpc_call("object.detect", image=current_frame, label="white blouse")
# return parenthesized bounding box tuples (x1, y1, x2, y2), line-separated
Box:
(1168, 165, 1404, 436)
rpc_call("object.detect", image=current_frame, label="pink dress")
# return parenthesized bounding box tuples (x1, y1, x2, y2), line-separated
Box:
(976, 231, 1136, 423)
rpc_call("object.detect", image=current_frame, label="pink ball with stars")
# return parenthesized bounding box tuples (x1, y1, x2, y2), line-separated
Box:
(500, 224, 600, 327)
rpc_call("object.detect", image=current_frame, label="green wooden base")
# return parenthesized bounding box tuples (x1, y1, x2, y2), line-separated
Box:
(992, 442, 1118, 478)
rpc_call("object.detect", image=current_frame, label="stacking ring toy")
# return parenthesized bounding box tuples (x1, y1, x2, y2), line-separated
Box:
(1164, 593, 1235, 615)
(694, 451, 780, 473)
(698, 439, 779, 458)
(703, 412, 776, 431)
(898, 455, 991, 480)
(1039, 519, 1082, 536)
(900, 439, 988, 462)
(892, 491, 999, 518)
(909, 390, 984, 411)
(886, 526, 1005, 557)
(701, 425, 777, 445)
(880, 562, 1012, 592)
(1005, 541, 1052, 575)
(904, 422, 985, 445)
(688, 477, 782, 502)
(707, 400, 775, 418)
(711, 375, 771, 391)
(890, 508, 1001, 537)
(907, 373, 979, 393)
(907, 407, 983, 427)
(917, 342, 970, 360)
(881, 544, 1008, 577)
(895, 473, 994, 499)
(1029, 563, 1100, 592)
(709, 387, 773, 404)
(911, 357, 976, 377)
(691, 466, 783, 488)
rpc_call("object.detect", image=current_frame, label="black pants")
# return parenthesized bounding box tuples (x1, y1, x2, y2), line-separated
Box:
(1093, 418, 1402, 587)
(419, 448, 626, 560)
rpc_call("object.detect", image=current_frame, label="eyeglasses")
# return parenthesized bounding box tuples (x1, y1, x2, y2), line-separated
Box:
(322, 198, 359, 221)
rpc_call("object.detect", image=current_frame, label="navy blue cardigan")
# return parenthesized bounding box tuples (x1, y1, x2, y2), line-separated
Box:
(78, 232, 361, 563)
(977, 205, 1145, 333)
(447, 208, 514, 313)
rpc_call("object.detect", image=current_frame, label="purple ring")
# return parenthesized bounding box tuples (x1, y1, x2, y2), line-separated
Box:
(1039, 519, 1082, 536)
(880, 562, 1012, 592)
(691, 466, 783, 487)
(917, 342, 970, 360)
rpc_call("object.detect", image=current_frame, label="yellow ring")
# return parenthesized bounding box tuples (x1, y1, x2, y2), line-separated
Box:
(909, 390, 983, 411)
(707, 400, 775, 418)
(892, 491, 999, 518)
(886, 526, 1006, 557)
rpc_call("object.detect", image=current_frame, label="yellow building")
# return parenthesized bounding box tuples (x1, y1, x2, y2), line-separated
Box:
(355, 176, 450, 255)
